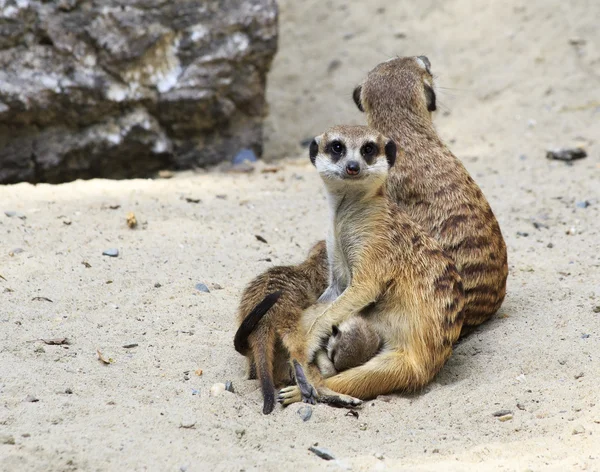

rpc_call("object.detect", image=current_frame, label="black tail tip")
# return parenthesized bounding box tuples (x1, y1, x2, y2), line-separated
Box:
(263, 394, 275, 415)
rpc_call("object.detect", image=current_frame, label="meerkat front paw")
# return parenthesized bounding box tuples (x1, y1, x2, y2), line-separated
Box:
(318, 392, 363, 408)
(278, 385, 302, 406)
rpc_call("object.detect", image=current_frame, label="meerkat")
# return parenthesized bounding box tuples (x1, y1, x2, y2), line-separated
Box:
(352, 56, 508, 333)
(233, 240, 328, 414)
(279, 125, 465, 404)
(314, 316, 382, 379)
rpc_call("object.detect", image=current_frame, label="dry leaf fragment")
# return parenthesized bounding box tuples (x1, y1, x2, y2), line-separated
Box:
(32, 296, 53, 303)
(255, 235, 268, 244)
(195, 369, 203, 376)
(0, 274, 6, 281)
(96, 349, 112, 365)
(261, 166, 281, 174)
(126, 212, 138, 229)
(82, 261, 91, 268)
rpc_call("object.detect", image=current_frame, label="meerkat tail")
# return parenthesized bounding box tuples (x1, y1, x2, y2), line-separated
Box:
(323, 350, 444, 400)
(233, 291, 283, 355)
(250, 325, 278, 415)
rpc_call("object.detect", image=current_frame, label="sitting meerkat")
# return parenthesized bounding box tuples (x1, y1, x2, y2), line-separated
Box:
(233, 241, 328, 414)
(353, 56, 508, 333)
(279, 125, 465, 405)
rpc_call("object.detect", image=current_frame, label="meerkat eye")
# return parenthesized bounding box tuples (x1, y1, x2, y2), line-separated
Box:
(361, 142, 377, 158)
(424, 84, 436, 112)
(330, 140, 345, 156)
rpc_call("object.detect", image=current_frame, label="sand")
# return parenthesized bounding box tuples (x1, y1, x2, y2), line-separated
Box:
(1, 0, 600, 470)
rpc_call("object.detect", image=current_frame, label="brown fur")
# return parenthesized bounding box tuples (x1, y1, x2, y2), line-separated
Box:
(235, 241, 328, 414)
(354, 56, 508, 330)
(279, 125, 465, 404)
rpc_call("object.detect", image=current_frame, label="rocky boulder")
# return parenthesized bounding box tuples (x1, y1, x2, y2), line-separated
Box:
(0, 0, 278, 184)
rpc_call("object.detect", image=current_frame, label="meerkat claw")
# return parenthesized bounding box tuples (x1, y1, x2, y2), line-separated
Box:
(318, 393, 363, 408)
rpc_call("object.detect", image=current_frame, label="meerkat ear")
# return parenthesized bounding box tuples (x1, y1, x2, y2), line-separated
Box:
(385, 140, 397, 167)
(331, 325, 340, 337)
(353, 85, 364, 112)
(309, 138, 319, 165)
(424, 84, 436, 112)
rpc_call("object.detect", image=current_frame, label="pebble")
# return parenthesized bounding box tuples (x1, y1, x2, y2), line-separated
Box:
(576, 200, 590, 209)
(493, 409, 513, 417)
(210, 383, 227, 397)
(0, 434, 15, 445)
(374, 452, 385, 460)
(593, 306, 600, 313)
(297, 405, 313, 422)
(65, 388, 73, 394)
(211, 283, 223, 290)
(102, 248, 119, 257)
(574, 372, 585, 379)
(516, 231, 529, 237)
(498, 414, 513, 422)
(4, 211, 26, 219)
(572, 425, 586, 435)
(233, 148, 257, 165)
(224, 381, 234, 393)
(235, 428, 246, 439)
(309, 446, 335, 461)
(546, 147, 587, 161)
(327, 59, 342, 74)
(359, 423, 368, 431)
(9, 248, 24, 256)
(122, 343, 138, 349)
(517, 403, 526, 411)
(24, 395, 39, 403)
(179, 419, 196, 429)
(195, 283, 210, 293)
(154, 283, 162, 288)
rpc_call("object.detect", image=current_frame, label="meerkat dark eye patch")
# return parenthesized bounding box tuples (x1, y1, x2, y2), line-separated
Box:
(327, 140, 346, 161)
(331, 325, 340, 337)
(353, 85, 364, 112)
(360, 142, 378, 164)
(417, 55, 432, 74)
(385, 140, 397, 167)
(309, 139, 318, 165)
(424, 84, 436, 112)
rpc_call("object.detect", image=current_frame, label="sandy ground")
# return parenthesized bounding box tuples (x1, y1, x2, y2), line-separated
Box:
(2, 0, 600, 470)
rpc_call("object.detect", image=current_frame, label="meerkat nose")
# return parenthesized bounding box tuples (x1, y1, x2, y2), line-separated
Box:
(346, 161, 361, 176)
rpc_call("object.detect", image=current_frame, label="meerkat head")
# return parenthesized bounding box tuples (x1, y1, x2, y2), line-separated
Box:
(327, 317, 381, 372)
(309, 125, 397, 193)
(353, 56, 436, 121)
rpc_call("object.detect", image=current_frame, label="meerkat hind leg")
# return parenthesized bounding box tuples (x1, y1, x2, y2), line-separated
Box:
(292, 360, 317, 404)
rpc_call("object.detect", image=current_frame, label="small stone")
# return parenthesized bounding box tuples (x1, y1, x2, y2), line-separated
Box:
(4, 211, 26, 219)
(394, 32, 407, 39)
(21, 433, 30, 438)
(547, 243, 554, 248)
(235, 428, 246, 439)
(546, 147, 587, 161)
(224, 381, 234, 393)
(576, 201, 590, 209)
(297, 405, 312, 422)
(566, 227, 577, 236)
(210, 383, 226, 397)
(102, 248, 119, 257)
(0, 434, 15, 445)
(432, 448, 440, 454)
(63, 219, 72, 226)
(581, 334, 590, 339)
(211, 283, 223, 290)
(593, 306, 600, 313)
(154, 283, 162, 288)
(517, 403, 526, 411)
(516, 231, 529, 237)
(374, 452, 384, 460)
(233, 148, 257, 166)
(158, 170, 174, 179)
(65, 388, 73, 394)
(9, 248, 24, 256)
(122, 343, 138, 349)
(359, 423, 367, 431)
(498, 414, 513, 422)
(195, 283, 210, 293)
(255, 234, 268, 244)
(185, 197, 202, 204)
(493, 409, 513, 417)
(574, 372, 585, 379)
(34, 346, 45, 354)
(327, 59, 342, 74)
(24, 395, 39, 403)
(572, 425, 586, 435)
(126, 212, 138, 229)
(308, 446, 335, 461)
(558, 359, 567, 365)
(179, 419, 196, 429)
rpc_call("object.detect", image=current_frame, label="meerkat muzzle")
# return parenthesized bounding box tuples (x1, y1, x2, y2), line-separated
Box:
(346, 161, 360, 176)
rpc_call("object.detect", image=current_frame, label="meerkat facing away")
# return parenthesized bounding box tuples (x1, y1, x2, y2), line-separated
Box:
(234, 240, 328, 414)
(353, 56, 508, 333)
(279, 125, 465, 404)
(314, 316, 382, 379)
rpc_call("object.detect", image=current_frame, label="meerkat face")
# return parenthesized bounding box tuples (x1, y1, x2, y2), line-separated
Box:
(309, 125, 397, 192)
(353, 56, 437, 118)
(327, 318, 381, 372)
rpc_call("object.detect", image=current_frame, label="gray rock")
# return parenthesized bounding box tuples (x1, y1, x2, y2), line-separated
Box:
(297, 405, 312, 421)
(195, 283, 210, 293)
(546, 147, 587, 161)
(24, 395, 39, 403)
(232, 148, 258, 165)
(492, 409, 512, 417)
(0, 434, 15, 445)
(0, 0, 278, 184)
(102, 248, 119, 257)
(309, 446, 335, 461)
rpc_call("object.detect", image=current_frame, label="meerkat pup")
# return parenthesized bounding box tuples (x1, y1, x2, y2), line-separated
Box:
(234, 241, 328, 414)
(353, 56, 508, 333)
(279, 125, 465, 404)
(314, 317, 382, 379)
